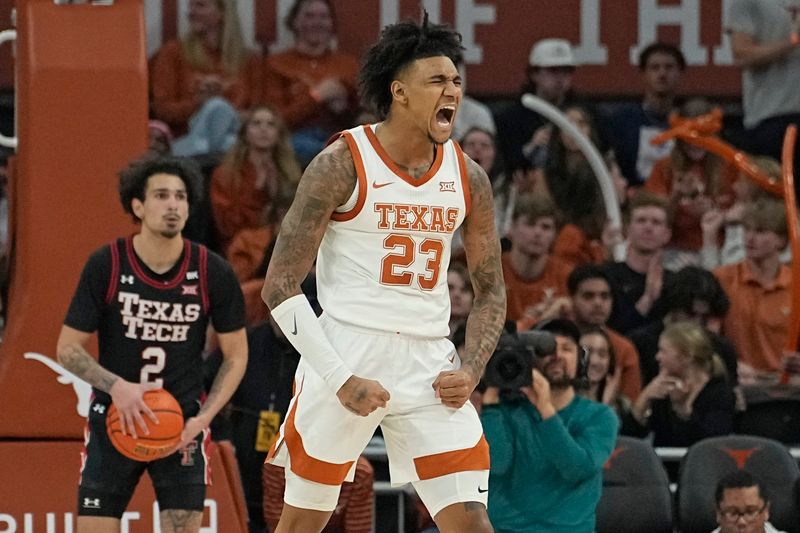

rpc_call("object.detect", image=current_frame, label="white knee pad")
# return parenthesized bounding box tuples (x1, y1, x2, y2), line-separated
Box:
(412, 470, 489, 518)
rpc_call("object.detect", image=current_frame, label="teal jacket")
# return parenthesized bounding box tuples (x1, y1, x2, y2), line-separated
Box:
(481, 395, 618, 533)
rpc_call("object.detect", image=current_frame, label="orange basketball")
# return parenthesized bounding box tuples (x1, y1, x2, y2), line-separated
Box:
(106, 389, 184, 462)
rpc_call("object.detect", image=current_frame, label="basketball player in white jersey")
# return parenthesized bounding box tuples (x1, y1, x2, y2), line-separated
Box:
(261, 14, 506, 533)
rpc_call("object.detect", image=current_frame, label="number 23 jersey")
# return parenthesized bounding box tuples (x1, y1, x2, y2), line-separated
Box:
(316, 124, 471, 338)
(63, 237, 245, 412)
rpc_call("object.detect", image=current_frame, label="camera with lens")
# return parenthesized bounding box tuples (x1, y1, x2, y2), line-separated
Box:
(483, 330, 557, 392)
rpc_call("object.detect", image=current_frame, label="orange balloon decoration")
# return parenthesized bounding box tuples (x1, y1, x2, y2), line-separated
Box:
(780, 125, 798, 385)
(651, 109, 783, 197)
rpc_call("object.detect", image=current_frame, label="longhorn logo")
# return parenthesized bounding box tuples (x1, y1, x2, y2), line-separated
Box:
(721, 447, 759, 469)
(24, 352, 92, 417)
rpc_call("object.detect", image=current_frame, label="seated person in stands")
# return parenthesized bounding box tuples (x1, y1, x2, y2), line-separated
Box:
(713, 470, 786, 533)
(713, 198, 793, 386)
(502, 195, 571, 332)
(210, 105, 301, 253)
(580, 327, 629, 418)
(481, 319, 618, 532)
(626, 321, 735, 446)
(604, 191, 674, 334)
(150, 0, 261, 156)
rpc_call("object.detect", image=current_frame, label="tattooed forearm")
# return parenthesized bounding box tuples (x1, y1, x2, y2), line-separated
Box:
(57, 344, 119, 392)
(198, 348, 246, 421)
(460, 157, 507, 385)
(262, 138, 358, 309)
(159, 509, 202, 533)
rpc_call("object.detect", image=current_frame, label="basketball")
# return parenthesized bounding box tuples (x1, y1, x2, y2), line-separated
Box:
(106, 389, 184, 462)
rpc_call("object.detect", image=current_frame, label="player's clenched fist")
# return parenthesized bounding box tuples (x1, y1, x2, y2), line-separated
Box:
(432, 369, 476, 409)
(337, 375, 390, 416)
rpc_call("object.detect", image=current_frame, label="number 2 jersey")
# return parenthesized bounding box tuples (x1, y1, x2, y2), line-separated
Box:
(63, 237, 245, 414)
(316, 124, 471, 338)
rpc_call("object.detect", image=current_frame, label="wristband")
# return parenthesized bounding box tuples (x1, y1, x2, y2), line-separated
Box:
(270, 294, 353, 393)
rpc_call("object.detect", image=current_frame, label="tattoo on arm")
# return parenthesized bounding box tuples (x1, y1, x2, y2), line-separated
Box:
(197, 353, 244, 421)
(460, 157, 507, 384)
(58, 344, 119, 392)
(262, 139, 357, 309)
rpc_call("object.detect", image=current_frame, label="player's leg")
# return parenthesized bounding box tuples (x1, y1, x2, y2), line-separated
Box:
(413, 473, 493, 533)
(77, 400, 144, 532)
(150, 429, 210, 533)
(274, 504, 333, 532)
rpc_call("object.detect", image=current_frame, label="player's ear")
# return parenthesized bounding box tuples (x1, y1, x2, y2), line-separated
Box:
(131, 198, 145, 220)
(391, 80, 408, 105)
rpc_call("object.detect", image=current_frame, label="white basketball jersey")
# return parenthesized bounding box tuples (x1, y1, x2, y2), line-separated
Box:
(316, 124, 471, 338)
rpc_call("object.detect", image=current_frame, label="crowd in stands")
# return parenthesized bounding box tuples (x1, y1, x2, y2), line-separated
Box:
(7, 0, 795, 530)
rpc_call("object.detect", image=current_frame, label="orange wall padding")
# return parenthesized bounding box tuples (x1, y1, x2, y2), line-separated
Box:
(0, 440, 248, 532)
(0, 0, 146, 437)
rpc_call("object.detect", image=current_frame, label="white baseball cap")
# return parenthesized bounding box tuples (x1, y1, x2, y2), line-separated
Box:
(529, 38, 577, 68)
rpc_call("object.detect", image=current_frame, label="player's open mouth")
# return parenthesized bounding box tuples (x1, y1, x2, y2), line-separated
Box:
(436, 105, 455, 127)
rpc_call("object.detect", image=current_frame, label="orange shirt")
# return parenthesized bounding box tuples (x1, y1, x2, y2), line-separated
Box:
(553, 223, 605, 269)
(263, 48, 359, 132)
(606, 327, 643, 401)
(210, 162, 270, 252)
(226, 226, 274, 283)
(502, 252, 570, 327)
(714, 261, 792, 372)
(150, 40, 261, 134)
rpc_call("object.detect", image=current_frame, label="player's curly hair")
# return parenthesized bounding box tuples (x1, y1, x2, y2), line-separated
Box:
(359, 11, 464, 120)
(118, 156, 204, 224)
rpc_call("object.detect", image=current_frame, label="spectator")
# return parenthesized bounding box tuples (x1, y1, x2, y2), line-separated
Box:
(536, 103, 608, 267)
(210, 105, 301, 253)
(626, 321, 735, 446)
(606, 42, 685, 186)
(452, 61, 496, 141)
(580, 327, 628, 415)
(447, 262, 473, 340)
(645, 98, 738, 270)
(263, 457, 374, 533)
(714, 197, 792, 385)
(502, 195, 571, 332)
(700, 156, 788, 269)
(263, 0, 359, 167)
(628, 266, 739, 387)
(713, 470, 786, 533)
(150, 0, 261, 156)
(567, 264, 642, 400)
(495, 38, 580, 175)
(604, 191, 674, 334)
(481, 319, 618, 532)
(726, 0, 800, 183)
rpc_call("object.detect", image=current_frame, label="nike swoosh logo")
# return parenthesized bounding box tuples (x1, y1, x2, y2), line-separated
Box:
(478, 486, 488, 494)
(448, 353, 456, 364)
(291, 314, 297, 335)
(372, 181, 393, 189)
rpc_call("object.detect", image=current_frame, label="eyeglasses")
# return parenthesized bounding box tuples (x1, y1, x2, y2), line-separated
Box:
(718, 504, 767, 522)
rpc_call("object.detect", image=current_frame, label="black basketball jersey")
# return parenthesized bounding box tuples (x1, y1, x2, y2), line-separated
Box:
(95, 237, 211, 414)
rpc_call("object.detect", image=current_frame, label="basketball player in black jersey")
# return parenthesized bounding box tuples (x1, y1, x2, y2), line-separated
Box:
(56, 157, 247, 532)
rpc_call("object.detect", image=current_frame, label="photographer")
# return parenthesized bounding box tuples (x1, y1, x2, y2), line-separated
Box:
(480, 320, 618, 532)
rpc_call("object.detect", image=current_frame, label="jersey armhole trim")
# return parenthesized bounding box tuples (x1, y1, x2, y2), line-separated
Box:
(331, 131, 367, 222)
(199, 244, 210, 313)
(453, 141, 472, 217)
(105, 240, 120, 304)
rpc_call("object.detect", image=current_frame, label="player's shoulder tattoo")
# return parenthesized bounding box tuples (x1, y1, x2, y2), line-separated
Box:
(300, 137, 358, 207)
(463, 154, 493, 207)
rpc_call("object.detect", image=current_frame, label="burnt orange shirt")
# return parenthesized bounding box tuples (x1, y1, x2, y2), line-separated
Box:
(226, 225, 274, 283)
(553, 223, 605, 269)
(150, 40, 261, 133)
(210, 162, 271, 252)
(606, 327, 643, 401)
(263, 48, 359, 132)
(714, 261, 792, 371)
(502, 252, 570, 327)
